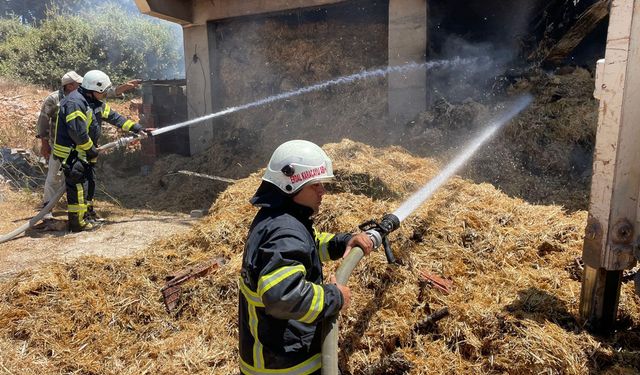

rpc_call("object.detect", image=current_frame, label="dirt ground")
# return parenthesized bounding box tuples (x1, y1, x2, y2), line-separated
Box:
(0, 185, 196, 280)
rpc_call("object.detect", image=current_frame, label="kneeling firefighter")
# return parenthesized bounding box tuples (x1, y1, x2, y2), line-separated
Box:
(53, 70, 150, 232)
(238, 140, 374, 375)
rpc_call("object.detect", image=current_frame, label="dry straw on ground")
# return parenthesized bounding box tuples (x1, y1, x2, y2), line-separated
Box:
(1, 139, 638, 375)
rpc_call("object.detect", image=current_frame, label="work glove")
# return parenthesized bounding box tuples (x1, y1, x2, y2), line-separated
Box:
(63, 159, 86, 184)
(40, 138, 51, 160)
(131, 123, 154, 137)
(86, 145, 100, 164)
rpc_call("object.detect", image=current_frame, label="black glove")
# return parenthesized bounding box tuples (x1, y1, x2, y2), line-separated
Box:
(64, 159, 86, 184)
(131, 123, 143, 134)
(86, 145, 99, 160)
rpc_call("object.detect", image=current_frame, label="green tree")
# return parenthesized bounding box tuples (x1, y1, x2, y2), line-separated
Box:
(0, 2, 183, 88)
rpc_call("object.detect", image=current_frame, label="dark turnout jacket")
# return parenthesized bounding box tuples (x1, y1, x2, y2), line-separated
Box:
(53, 87, 138, 162)
(238, 182, 350, 375)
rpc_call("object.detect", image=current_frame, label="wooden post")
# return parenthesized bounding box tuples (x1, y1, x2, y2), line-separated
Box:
(580, 0, 640, 333)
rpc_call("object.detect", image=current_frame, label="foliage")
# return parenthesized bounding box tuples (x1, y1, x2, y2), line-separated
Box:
(0, 16, 26, 44)
(86, 3, 183, 84)
(0, 2, 183, 89)
(1, 0, 140, 23)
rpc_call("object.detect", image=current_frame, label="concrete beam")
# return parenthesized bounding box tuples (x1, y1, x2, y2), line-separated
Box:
(183, 24, 215, 155)
(582, 0, 640, 271)
(137, 0, 348, 25)
(388, 0, 428, 124)
(134, 0, 193, 25)
(192, 0, 348, 24)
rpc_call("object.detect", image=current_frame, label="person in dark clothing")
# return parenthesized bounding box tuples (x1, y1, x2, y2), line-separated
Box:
(238, 140, 374, 375)
(53, 69, 151, 232)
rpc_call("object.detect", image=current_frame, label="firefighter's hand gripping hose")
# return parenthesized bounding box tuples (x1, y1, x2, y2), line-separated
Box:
(0, 136, 140, 244)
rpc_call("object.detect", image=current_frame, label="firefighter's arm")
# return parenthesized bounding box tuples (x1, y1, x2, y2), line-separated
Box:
(316, 232, 372, 261)
(102, 103, 150, 135)
(258, 229, 344, 322)
(105, 80, 141, 98)
(36, 95, 57, 139)
(64, 102, 94, 154)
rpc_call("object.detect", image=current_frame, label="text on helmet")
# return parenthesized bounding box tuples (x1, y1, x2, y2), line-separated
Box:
(290, 166, 327, 184)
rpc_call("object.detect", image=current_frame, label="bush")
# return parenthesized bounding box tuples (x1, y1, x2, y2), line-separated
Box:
(0, 3, 183, 88)
(0, 17, 28, 44)
(86, 3, 183, 84)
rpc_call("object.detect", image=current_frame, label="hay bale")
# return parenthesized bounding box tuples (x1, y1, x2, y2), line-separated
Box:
(1, 139, 638, 374)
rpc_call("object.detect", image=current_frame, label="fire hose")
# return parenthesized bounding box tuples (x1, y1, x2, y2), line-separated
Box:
(320, 94, 533, 374)
(0, 136, 140, 244)
(322, 214, 400, 374)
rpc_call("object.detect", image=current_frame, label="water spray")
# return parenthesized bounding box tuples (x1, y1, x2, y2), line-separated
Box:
(151, 57, 480, 137)
(321, 93, 534, 375)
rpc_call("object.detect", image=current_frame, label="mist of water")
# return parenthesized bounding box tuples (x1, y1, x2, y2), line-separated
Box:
(151, 57, 480, 136)
(392, 94, 534, 222)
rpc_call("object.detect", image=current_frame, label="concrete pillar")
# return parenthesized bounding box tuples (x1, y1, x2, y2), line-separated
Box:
(183, 24, 215, 156)
(388, 0, 428, 125)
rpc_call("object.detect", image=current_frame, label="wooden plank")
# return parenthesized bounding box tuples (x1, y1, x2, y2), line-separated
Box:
(580, 0, 640, 333)
(583, 0, 640, 271)
(542, 0, 612, 65)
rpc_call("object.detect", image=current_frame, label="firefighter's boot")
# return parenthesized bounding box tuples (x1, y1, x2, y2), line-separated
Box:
(85, 205, 103, 226)
(68, 212, 94, 233)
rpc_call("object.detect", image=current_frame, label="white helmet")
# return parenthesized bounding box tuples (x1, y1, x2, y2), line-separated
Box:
(81, 70, 112, 93)
(263, 140, 334, 194)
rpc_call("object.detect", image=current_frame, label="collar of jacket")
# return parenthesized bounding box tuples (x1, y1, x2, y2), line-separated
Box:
(250, 181, 315, 223)
(78, 86, 103, 106)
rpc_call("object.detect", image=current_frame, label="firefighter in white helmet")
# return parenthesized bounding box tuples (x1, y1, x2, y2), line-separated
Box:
(238, 140, 374, 374)
(36, 70, 141, 224)
(52, 69, 151, 232)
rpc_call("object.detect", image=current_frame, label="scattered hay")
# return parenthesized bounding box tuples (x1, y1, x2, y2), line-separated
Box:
(399, 67, 598, 212)
(1, 139, 638, 374)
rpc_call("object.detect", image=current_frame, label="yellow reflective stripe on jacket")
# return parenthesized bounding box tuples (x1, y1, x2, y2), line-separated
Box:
(238, 278, 266, 368)
(53, 144, 72, 158)
(315, 231, 334, 262)
(238, 278, 265, 307)
(297, 283, 324, 324)
(257, 264, 306, 297)
(65, 110, 87, 123)
(77, 138, 94, 151)
(240, 353, 321, 375)
(76, 149, 88, 162)
(248, 304, 264, 369)
(86, 109, 93, 129)
(102, 103, 110, 118)
(122, 119, 136, 131)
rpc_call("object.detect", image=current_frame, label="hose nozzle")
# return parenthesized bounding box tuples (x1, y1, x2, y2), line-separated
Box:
(359, 213, 400, 264)
(380, 214, 400, 234)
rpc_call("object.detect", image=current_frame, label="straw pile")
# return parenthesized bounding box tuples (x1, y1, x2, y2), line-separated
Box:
(1, 139, 638, 374)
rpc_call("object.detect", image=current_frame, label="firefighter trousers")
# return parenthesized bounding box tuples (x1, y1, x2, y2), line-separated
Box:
(63, 160, 95, 227)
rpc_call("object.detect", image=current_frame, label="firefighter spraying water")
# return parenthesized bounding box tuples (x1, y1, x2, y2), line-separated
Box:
(321, 94, 534, 374)
(0, 59, 479, 243)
